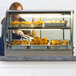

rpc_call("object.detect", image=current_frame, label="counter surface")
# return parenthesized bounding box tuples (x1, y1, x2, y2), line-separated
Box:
(0, 56, 76, 61)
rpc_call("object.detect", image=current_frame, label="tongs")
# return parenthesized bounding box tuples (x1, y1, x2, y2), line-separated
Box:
(21, 35, 33, 41)
(21, 35, 30, 41)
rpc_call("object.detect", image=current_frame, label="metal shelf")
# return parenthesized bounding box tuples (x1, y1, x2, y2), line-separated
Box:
(8, 27, 70, 30)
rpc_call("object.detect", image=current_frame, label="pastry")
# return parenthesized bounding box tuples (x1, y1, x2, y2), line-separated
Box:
(10, 40, 29, 45)
(50, 40, 68, 45)
(15, 41, 21, 45)
(10, 40, 21, 45)
(51, 40, 57, 45)
(10, 21, 20, 27)
(56, 21, 62, 23)
(33, 21, 43, 27)
(30, 36, 48, 45)
(21, 40, 29, 45)
(62, 40, 68, 45)
(61, 20, 67, 23)
(19, 21, 32, 27)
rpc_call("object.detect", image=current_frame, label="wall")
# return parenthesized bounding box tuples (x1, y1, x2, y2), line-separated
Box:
(0, 0, 76, 76)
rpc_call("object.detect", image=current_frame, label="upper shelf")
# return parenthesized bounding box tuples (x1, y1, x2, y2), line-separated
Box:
(8, 26, 70, 30)
(6, 10, 73, 14)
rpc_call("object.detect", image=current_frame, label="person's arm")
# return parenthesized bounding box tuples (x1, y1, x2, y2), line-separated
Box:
(1, 18, 5, 24)
(13, 30, 25, 36)
(19, 18, 26, 22)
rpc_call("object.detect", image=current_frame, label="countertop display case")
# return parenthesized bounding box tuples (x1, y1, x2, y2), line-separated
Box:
(4, 10, 74, 57)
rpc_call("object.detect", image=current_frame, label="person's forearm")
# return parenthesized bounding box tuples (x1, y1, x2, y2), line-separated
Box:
(13, 30, 25, 36)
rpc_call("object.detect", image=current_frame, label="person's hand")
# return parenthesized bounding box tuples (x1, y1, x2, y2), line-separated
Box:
(17, 31, 24, 36)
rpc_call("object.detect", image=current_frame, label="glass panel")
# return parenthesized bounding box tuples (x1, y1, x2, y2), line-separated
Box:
(6, 29, 71, 51)
(5, 11, 73, 56)
(8, 13, 71, 28)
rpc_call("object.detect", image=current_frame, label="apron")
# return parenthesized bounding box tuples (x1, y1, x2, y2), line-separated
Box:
(0, 20, 5, 56)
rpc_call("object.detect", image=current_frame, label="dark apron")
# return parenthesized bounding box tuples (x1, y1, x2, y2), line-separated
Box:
(0, 36, 4, 56)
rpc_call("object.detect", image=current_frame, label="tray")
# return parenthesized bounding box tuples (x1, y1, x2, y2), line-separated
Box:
(45, 23, 66, 27)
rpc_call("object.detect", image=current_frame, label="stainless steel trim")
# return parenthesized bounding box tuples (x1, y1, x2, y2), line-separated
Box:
(70, 10, 74, 53)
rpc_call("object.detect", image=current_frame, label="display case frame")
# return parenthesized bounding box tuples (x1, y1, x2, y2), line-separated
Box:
(0, 10, 75, 61)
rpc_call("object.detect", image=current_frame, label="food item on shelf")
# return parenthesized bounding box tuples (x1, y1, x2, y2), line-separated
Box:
(33, 21, 43, 27)
(51, 20, 56, 23)
(30, 36, 48, 45)
(21, 40, 29, 45)
(56, 20, 62, 23)
(22, 40, 29, 45)
(50, 40, 68, 45)
(34, 36, 40, 40)
(10, 40, 21, 45)
(51, 40, 57, 45)
(10, 40, 29, 45)
(19, 21, 32, 27)
(10, 21, 20, 27)
(40, 38, 48, 45)
(44, 21, 53, 23)
(44, 20, 67, 23)
(61, 20, 67, 23)
(62, 40, 68, 45)
(10, 21, 32, 27)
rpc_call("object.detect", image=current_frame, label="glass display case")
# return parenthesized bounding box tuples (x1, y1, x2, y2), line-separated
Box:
(4, 10, 74, 56)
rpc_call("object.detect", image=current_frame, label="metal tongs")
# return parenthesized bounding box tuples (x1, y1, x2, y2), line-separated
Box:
(21, 35, 30, 41)
(21, 35, 33, 40)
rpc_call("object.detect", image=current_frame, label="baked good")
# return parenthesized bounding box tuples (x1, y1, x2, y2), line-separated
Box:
(50, 40, 68, 45)
(19, 21, 32, 27)
(10, 40, 29, 45)
(56, 21, 62, 23)
(51, 40, 57, 45)
(33, 21, 43, 27)
(62, 40, 68, 45)
(61, 20, 67, 23)
(30, 36, 48, 45)
(10, 40, 21, 45)
(10, 21, 20, 27)
(21, 40, 29, 45)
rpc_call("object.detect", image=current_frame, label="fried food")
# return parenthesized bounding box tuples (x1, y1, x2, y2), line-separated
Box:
(30, 36, 48, 45)
(10, 40, 29, 45)
(10, 21, 32, 27)
(33, 21, 43, 27)
(51, 40, 68, 45)
(10, 40, 21, 45)
(61, 20, 67, 23)
(21, 40, 29, 45)
(44, 20, 67, 23)
(19, 21, 32, 27)
(10, 21, 20, 27)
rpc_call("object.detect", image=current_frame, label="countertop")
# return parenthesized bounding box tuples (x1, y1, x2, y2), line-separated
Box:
(0, 56, 76, 61)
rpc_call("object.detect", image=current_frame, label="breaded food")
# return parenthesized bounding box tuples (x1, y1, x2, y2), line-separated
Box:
(33, 21, 43, 27)
(19, 21, 32, 27)
(10, 40, 29, 45)
(30, 36, 48, 45)
(50, 40, 68, 45)
(10, 21, 20, 27)
(21, 40, 29, 45)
